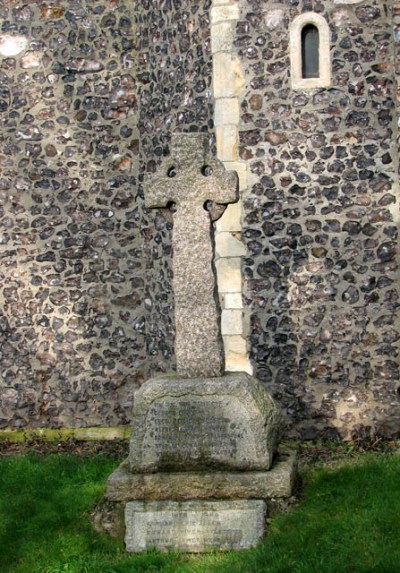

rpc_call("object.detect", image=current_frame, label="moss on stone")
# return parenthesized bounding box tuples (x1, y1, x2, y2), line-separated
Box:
(0, 427, 131, 443)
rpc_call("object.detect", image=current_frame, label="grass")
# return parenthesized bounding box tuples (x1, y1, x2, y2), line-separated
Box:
(0, 444, 399, 573)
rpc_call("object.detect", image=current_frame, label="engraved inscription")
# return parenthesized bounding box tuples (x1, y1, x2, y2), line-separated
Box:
(145, 512, 243, 551)
(143, 398, 247, 464)
(125, 500, 267, 553)
(129, 374, 281, 473)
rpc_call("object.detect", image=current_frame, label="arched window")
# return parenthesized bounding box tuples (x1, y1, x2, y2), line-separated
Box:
(301, 24, 319, 79)
(290, 13, 331, 89)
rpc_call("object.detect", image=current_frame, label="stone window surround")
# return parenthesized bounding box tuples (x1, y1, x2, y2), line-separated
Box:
(290, 12, 331, 89)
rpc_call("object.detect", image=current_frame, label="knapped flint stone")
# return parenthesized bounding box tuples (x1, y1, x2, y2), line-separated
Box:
(124, 500, 266, 553)
(107, 450, 297, 502)
(129, 372, 282, 473)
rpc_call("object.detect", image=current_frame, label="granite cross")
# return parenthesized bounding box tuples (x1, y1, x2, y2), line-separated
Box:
(146, 133, 238, 378)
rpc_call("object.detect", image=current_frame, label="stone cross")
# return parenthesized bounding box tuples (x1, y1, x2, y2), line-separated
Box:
(146, 133, 238, 378)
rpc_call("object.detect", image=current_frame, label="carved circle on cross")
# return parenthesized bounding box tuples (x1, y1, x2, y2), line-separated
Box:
(161, 163, 227, 222)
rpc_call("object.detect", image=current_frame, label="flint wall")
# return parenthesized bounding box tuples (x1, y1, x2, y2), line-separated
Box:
(0, 1, 144, 429)
(0, 0, 214, 430)
(236, 0, 400, 438)
(1, 0, 399, 439)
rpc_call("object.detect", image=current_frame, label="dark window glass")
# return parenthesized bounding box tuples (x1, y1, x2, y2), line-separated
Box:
(301, 24, 319, 79)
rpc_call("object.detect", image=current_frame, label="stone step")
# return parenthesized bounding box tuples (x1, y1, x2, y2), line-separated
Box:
(107, 450, 297, 502)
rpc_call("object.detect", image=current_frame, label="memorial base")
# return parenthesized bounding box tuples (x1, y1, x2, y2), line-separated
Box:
(128, 373, 282, 473)
(91, 373, 297, 553)
(91, 450, 298, 552)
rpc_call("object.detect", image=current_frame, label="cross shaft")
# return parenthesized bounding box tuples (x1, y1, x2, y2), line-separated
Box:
(146, 133, 238, 378)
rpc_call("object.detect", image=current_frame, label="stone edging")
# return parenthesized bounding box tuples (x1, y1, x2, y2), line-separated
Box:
(0, 427, 131, 442)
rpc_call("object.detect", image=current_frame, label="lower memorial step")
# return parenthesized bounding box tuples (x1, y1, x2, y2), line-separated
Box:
(90, 449, 298, 548)
(125, 500, 267, 553)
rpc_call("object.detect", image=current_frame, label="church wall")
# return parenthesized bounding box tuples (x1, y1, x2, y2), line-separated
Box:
(0, 2, 144, 429)
(1, 0, 399, 440)
(235, 0, 400, 438)
(0, 0, 215, 432)
(394, 2, 400, 179)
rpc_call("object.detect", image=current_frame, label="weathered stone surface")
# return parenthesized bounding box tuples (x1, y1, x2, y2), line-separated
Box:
(145, 133, 238, 379)
(107, 450, 297, 502)
(91, 501, 124, 540)
(136, 1, 214, 379)
(125, 500, 266, 553)
(129, 373, 282, 473)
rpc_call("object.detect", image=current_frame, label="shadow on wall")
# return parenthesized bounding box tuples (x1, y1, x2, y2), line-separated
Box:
(243, 148, 400, 441)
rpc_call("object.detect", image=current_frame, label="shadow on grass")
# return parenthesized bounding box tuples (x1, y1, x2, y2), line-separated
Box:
(0, 451, 399, 573)
(198, 453, 400, 573)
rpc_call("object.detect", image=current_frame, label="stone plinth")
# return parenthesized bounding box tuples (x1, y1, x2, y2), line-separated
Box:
(107, 450, 297, 502)
(129, 373, 282, 473)
(125, 500, 266, 553)
(92, 449, 298, 547)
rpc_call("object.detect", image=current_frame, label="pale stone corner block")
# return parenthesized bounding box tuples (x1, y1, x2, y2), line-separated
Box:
(223, 161, 247, 191)
(212, 0, 233, 5)
(216, 257, 242, 293)
(216, 232, 246, 258)
(211, 5, 240, 25)
(211, 22, 235, 54)
(214, 98, 240, 126)
(224, 334, 247, 355)
(225, 358, 253, 375)
(213, 53, 245, 98)
(216, 125, 238, 162)
(225, 356, 251, 372)
(223, 335, 253, 374)
(215, 200, 242, 232)
(223, 293, 243, 309)
(221, 309, 243, 335)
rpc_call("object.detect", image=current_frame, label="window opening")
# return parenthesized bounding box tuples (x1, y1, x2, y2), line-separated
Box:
(290, 12, 330, 89)
(301, 24, 319, 79)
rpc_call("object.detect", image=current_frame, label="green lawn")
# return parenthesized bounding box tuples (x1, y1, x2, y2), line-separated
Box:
(0, 446, 399, 573)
